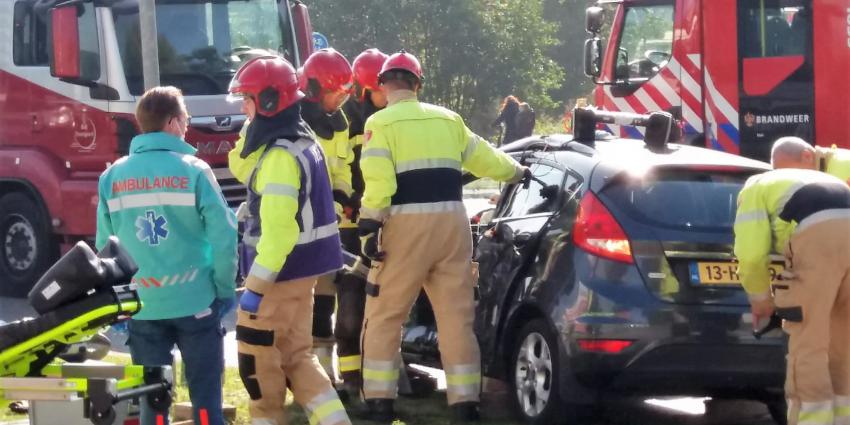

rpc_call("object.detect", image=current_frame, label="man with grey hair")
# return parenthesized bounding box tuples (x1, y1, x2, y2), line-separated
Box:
(771, 136, 850, 184)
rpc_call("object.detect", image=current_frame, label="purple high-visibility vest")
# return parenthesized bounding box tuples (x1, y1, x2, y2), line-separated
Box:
(242, 137, 342, 282)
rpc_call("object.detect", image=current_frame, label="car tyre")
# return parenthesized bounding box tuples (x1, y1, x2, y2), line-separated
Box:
(0, 192, 58, 297)
(511, 319, 585, 424)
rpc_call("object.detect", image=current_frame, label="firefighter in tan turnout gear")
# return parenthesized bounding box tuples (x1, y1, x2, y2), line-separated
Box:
(770, 136, 850, 184)
(227, 56, 350, 425)
(299, 48, 356, 382)
(334, 48, 389, 398)
(734, 165, 850, 425)
(357, 50, 527, 422)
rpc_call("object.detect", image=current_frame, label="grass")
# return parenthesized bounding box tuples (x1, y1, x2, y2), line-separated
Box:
(1, 354, 523, 425)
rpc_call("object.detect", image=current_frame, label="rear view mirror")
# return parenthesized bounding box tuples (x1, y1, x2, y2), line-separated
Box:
(49, 3, 100, 83)
(584, 38, 603, 78)
(585, 6, 604, 34)
(291, 1, 314, 64)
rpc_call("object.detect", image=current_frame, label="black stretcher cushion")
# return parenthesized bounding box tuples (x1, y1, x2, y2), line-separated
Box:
(0, 292, 120, 352)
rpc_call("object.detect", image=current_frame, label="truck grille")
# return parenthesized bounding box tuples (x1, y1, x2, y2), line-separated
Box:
(212, 167, 246, 208)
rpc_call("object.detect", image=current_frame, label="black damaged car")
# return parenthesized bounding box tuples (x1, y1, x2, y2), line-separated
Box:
(465, 111, 786, 424)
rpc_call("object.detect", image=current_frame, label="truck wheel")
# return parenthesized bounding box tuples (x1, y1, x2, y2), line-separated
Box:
(511, 319, 576, 424)
(0, 192, 58, 297)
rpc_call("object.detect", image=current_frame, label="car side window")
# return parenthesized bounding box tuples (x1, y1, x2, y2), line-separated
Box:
(501, 163, 565, 218)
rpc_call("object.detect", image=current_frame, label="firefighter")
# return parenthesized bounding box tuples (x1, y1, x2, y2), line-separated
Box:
(734, 167, 850, 425)
(771, 136, 850, 183)
(335, 48, 389, 399)
(357, 50, 528, 422)
(227, 56, 350, 425)
(299, 48, 355, 381)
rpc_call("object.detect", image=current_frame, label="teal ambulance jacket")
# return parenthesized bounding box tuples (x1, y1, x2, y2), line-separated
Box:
(96, 132, 238, 320)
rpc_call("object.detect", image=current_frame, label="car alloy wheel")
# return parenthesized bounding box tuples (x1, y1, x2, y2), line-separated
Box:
(515, 331, 554, 418)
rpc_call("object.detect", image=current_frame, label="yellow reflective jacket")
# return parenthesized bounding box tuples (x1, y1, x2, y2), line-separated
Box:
(229, 121, 258, 185)
(227, 126, 302, 276)
(360, 92, 523, 220)
(817, 146, 850, 185)
(317, 112, 355, 196)
(734, 168, 850, 298)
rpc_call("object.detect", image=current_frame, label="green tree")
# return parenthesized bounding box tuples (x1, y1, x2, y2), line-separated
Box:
(307, 0, 563, 134)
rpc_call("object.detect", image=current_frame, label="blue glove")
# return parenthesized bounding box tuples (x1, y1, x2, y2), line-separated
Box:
(214, 297, 236, 320)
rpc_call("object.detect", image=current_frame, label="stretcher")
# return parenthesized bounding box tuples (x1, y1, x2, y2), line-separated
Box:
(0, 237, 173, 425)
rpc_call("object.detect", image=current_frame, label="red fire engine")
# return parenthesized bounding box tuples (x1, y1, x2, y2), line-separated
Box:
(0, 0, 314, 294)
(584, 0, 848, 161)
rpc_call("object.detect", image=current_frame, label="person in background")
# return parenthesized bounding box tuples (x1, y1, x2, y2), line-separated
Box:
(96, 86, 237, 425)
(492, 95, 520, 146)
(493, 95, 535, 145)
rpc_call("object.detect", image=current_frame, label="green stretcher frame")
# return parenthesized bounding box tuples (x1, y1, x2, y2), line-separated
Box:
(0, 299, 142, 380)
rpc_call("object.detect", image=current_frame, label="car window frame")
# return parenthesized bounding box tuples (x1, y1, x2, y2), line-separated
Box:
(493, 155, 569, 220)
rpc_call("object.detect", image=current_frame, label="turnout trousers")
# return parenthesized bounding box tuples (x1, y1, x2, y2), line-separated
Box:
(313, 274, 337, 380)
(777, 212, 850, 425)
(335, 227, 368, 387)
(360, 211, 480, 405)
(236, 276, 350, 425)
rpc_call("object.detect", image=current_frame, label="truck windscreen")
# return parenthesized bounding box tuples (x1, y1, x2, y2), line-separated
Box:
(113, 0, 294, 95)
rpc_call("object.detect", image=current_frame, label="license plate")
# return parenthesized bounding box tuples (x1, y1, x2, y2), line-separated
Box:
(690, 261, 785, 286)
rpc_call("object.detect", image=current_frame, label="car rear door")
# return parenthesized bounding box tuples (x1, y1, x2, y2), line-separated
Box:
(475, 155, 570, 372)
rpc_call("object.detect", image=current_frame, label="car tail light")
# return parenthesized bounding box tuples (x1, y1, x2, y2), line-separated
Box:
(577, 339, 634, 353)
(572, 192, 633, 263)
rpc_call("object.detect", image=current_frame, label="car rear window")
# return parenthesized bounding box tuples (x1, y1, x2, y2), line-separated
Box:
(602, 168, 756, 231)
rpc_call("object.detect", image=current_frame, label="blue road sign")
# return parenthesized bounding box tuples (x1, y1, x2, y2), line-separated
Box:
(312, 32, 329, 51)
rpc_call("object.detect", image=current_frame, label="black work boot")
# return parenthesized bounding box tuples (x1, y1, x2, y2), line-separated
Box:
(338, 372, 362, 405)
(354, 398, 396, 423)
(450, 401, 481, 423)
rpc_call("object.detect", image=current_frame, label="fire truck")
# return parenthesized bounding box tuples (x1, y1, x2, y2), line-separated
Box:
(0, 0, 314, 295)
(583, 0, 849, 162)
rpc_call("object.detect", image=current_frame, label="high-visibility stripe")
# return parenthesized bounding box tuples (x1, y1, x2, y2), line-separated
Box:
(389, 201, 465, 215)
(107, 192, 196, 212)
(363, 358, 399, 386)
(462, 136, 481, 161)
(395, 158, 461, 173)
(262, 183, 299, 198)
(799, 400, 834, 425)
(305, 388, 348, 425)
(359, 206, 388, 221)
(249, 262, 278, 281)
(735, 210, 769, 224)
(297, 222, 339, 245)
(363, 368, 399, 381)
(796, 209, 850, 234)
(445, 364, 481, 397)
(361, 148, 392, 160)
(338, 355, 362, 372)
(835, 395, 850, 424)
